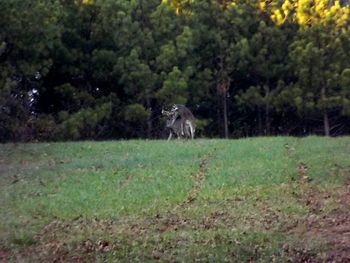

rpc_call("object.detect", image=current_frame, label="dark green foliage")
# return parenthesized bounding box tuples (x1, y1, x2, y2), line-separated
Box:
(1, 0, 350, 141)
(124, 103, 150, 122)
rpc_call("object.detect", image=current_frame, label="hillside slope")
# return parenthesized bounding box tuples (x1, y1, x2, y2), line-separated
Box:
(1, 137, 349, 262)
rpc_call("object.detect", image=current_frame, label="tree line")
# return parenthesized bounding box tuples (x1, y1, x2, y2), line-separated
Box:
(1, 0, 350, 142)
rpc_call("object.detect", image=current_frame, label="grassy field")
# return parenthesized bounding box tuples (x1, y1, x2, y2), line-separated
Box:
(1, 137, 350, 262)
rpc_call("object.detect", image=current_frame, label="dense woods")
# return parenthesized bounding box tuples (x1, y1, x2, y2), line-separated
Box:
(1, 0, 349, 141)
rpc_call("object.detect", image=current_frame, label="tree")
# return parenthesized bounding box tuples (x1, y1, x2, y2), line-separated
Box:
(289, 0, 350, 136)
(1, 0, 350, 141)
(0, 0, 62, 141)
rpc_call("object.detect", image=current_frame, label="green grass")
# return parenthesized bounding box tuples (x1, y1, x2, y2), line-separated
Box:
(1, 137, 349, 262)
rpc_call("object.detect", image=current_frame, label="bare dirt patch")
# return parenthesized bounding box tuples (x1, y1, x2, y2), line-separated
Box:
(183, 154, 210, 205)
(292, 184, 350, 262)
(7, 184, 350, 262)
(0, 247, 10, 262)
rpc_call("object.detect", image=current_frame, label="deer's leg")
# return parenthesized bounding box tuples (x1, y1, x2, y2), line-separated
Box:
(181, 120, 185, 136)
(189, 122, 195, 139)
(167, 132, 172, 141)
(177, 131, 181, 139)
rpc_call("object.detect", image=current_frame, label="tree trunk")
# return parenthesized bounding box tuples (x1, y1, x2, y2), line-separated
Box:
(265, 102, 270, 136)
(146, 98, 152, 139)
(258, 107, 262, 135)
(264, 85, 270, 136)
(217, 80, 229, 138)
(324, 110, 330, 136)
(216, 55, 230, 138)
(217, 92, 222, 137)
(321, 87, 330, 136)
(223, 90, 229, 139)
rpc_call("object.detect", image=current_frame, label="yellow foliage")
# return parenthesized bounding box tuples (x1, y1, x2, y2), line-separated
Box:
(281, 0, 350, 28)
(74, 0, 94, 5)
(282, 0, 293, 17)
(259, 1, 267, 10)
(271, 9, 284, 25)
